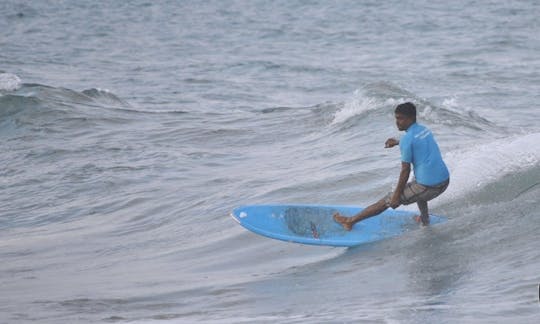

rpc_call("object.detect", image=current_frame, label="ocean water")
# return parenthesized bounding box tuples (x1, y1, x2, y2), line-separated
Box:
(1, 1, 539, 323)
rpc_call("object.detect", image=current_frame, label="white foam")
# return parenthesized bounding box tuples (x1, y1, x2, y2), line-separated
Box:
(331, 89, 413, 125)
(0, 73, 22, 91)
(442, 97, 459, 109)
(331, 90, 379, 124)
(441, 133, 540, 203)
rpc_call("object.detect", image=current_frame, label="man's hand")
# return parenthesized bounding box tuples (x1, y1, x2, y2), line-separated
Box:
(385, 138, 399, 148)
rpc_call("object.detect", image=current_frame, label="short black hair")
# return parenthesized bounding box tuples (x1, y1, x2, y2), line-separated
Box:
(395, 102, 416, 120)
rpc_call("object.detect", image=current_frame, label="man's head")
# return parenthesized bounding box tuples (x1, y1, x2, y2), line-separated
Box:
(394, 102, 416, 131)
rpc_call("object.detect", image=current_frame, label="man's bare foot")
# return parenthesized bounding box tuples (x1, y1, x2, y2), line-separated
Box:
(413, 215, 430, 226)
(333, 212, 353, 231)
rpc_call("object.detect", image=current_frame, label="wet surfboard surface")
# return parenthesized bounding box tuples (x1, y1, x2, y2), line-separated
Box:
(231, 204, 446, 247)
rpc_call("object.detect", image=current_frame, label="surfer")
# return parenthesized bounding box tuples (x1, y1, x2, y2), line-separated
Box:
(334, 102, 449, 228)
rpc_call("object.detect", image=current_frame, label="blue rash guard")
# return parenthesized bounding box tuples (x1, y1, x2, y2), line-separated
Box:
(399, 123, 449, 186)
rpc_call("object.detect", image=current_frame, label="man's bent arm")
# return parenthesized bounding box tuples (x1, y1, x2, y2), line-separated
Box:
(390, 162, 411, 208)
(385, 138, 399, 148)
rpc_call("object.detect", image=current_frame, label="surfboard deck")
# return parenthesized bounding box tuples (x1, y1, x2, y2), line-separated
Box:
(231, 204, 446, 247)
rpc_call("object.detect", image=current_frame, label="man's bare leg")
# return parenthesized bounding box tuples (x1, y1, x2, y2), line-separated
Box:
(414, 200, 429, 226)
(333, 199, 389, 231)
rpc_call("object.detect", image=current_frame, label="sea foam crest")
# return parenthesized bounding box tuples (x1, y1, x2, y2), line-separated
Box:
(441, 133, 540, 203)
(0, 73, 22, 91)
(331, 89, 412, 125)
(331, 90, 376, 124)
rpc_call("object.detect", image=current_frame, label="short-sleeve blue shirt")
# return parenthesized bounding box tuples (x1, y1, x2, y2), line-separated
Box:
(399, 123, 449, 186)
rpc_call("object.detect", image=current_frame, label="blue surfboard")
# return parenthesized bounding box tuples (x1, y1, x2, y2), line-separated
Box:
(231, 204, 446, 247)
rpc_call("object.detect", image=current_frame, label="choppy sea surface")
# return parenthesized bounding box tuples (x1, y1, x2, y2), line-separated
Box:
(1, 1, 539, 323)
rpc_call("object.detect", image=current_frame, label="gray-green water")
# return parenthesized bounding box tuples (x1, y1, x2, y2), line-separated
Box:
(1, 1, 539, 323)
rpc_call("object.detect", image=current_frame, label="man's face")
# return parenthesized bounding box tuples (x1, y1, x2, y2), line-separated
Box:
(395, 112, 414, 131)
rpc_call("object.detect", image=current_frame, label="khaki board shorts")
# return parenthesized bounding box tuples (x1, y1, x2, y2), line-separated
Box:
(384, 178, 449, 206)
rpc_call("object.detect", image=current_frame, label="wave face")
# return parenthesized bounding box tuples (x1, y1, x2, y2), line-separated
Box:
(2, 0, 540, 323)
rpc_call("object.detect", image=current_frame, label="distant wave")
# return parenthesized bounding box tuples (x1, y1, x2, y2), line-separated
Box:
(330, 82, 415, 125)
(81, 88, 131, 107)
(0, 83, 188, 120)
(331, 89, 384, 124)
(330, 82, 495, 131)
(0, 83, 127, 121)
